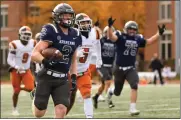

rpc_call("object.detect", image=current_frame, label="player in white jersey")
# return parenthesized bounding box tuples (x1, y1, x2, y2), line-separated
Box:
(7, 26, 35, 116)
(67, 13, 102, 118)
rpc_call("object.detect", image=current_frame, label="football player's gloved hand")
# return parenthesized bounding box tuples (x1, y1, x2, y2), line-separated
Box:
(158, 24, 166, 35)
(71, 74, 77, 91)
(94, 19, 100, 27)
(77, 49, 85, 57)
(42, 58, 57, 68)
(15, 66, 26, 74)
(108, 16, 116, 27)
(96, 59, 102, 69)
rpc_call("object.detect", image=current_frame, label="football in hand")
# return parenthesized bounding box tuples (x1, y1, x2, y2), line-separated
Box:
(41, 47, 63, 60)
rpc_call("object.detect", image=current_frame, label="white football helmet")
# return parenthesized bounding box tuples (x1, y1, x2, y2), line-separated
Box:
(103, 26, 115, 37)
(19, 26, 32, 41)
(35, 32, 41, 41)
(75, 13, 92, 32)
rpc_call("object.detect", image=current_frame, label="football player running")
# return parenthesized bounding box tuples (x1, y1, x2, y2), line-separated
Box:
(93, 26, 116, 109)
(7, 26, 35, 116)
(107, 17, 166, 116)
(67, 13, 102, 118)
(31, 3, 82, 118)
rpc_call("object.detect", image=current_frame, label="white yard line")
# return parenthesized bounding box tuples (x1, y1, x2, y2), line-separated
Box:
(150, 104, 169, 107)
(74, 98, 180, 104)
(67, 108, 180, 117)
(113, 98, 179, 104)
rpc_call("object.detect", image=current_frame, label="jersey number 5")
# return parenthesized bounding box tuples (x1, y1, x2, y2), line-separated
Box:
(79, 48, 89, 63)
(22, 53, 29, 63)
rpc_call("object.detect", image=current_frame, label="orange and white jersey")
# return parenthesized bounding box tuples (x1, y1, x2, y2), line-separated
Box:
(7, 39, 36, 70)
(77, 27, 102, 73)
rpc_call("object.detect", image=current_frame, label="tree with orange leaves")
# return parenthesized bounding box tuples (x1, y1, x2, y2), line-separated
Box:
(22, 1, 145, 36)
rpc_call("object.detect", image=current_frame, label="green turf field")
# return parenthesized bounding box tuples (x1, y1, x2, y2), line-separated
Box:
(1, 84, 180, 118)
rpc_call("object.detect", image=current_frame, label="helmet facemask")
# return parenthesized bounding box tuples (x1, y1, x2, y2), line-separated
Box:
(52, 11, 75, 28)
(123, 21, 138, 36)
(19, 31, 32, 45)
(76, 20, 92, 32)
(126, 27, 138, 36)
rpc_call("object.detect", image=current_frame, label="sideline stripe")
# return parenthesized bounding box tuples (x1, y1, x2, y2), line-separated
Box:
(67, 108, 180, 117)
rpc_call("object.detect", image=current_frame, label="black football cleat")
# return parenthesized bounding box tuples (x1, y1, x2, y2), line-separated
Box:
(92, 95, 98, 109)
(108, 101, 115, 108)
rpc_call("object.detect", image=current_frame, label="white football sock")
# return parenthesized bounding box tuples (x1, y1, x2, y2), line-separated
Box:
(130, 103, 136, 110)
(109, 87, 114, 94)
(107, 87, 114, 102)
(84, 98, 93, 118)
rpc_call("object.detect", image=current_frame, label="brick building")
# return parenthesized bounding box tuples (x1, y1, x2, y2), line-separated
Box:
(144, 1, 175, 61)
(1, 1, 39, 67)
(1, 1, 176, 69)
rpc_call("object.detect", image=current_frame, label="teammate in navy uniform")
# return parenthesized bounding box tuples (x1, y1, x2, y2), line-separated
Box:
(107, 17, 166, 115)
(31, 3, 82, 118)
(92, 26, 116, 109)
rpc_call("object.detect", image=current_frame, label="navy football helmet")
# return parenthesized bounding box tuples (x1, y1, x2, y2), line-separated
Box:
(52, 3, 75, 28)
(123, 21, 138, 36)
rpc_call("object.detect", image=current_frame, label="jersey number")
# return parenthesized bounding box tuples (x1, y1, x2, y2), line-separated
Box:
(60, 45, 72, 64)
(79, 48, 89, 63)
(123, 43, 137, 56)
(22, 53, 29, 63)
(102, 47, 114, 57)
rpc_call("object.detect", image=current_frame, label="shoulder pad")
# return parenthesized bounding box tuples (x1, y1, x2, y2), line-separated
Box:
(137, 34, 143, 38)
(114, 30, 122, 35)
(47, 23, 58, 33)
(9, 41, 17, 49)
(43, 23, 58, 33)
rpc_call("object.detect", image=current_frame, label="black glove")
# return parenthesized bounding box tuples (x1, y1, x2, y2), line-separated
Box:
(94, 19, 100, 27)
(158, 24, 166, 35)
(108, 16, 116, 27)
(71, 74, 77, 91)
(42, 58, 56, 68)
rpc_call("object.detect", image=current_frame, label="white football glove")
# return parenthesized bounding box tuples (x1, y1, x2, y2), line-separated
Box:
(96, 59, 102, 68)
(15, 65, 26, 74)
(77, 48, 85, 57)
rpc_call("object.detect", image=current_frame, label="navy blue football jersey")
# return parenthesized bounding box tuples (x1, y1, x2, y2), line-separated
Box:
(115, 31, 146, 67)
(100, 37, 116, 65)
(40, 23, 82, 73)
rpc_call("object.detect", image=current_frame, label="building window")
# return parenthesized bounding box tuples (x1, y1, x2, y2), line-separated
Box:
(29, 5, 40, 16)
(0, 37, 9, 66)
(159, 1, 171, 20)
(1, 5, 8, 28)
(160, 32, 172, 60)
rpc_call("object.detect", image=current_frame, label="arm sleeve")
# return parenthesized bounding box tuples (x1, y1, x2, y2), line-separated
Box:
(138, 34, 147, 48)
(7, 43, 16, 68)
(114, 30, 123, 44)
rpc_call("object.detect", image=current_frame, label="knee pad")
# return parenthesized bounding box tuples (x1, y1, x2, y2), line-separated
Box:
(131, 83, 138, 90)
(14, 87, 20, 94)
(34, 99, 47, 110)
(114, 89, 121, 96)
